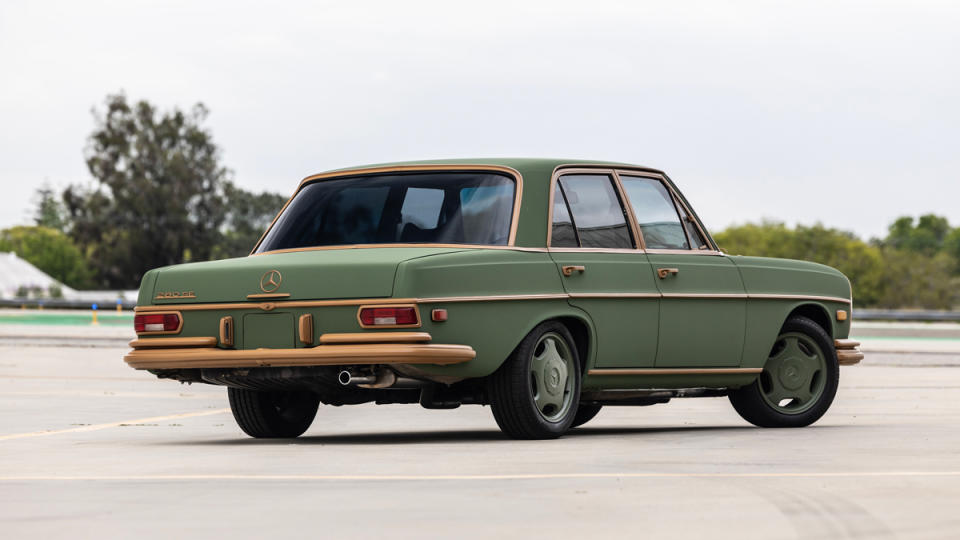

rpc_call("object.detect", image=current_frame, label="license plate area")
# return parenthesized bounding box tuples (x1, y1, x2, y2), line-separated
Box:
(242, 313, 295, 349)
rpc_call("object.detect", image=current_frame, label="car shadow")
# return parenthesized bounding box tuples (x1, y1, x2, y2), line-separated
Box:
(158, 423, 834, 446)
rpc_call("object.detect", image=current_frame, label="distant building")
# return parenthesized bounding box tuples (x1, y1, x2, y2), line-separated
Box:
(0, 252, 136, 303)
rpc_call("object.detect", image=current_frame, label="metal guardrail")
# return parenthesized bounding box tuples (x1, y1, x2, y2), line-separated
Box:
(855, 309, 960, 322)
(0, 298, 137, 310)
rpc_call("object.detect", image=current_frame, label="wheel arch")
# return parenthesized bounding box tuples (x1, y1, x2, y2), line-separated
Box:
(784, 303, 833, 338)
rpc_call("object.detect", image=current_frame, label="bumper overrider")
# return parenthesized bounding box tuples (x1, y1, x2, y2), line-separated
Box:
(834, 339, 864, 365)
(124, 332, 475, 370)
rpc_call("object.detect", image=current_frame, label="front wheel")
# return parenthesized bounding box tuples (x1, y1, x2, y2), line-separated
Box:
(488, 321, 582, 439)
(729, 315, 839, 428)
(228, 388, 320, 438)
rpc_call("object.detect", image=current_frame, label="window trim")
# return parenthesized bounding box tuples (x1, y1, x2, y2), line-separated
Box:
(545, 165, 721, 255)
(546, 167, 643, 253)
(251, 164, 523, 255)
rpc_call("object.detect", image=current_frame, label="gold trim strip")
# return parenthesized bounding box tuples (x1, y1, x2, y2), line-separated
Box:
(130, 337, 218, 350)
(247, 293, 291, 299)
(748, 294, 852, 304)
(135, 292, 852, 312)
(252, 164, 524, 255)
(124, 343, 476, 370)
(587, 368, 763, 376)
(662, 293, 747, 299)
(568, 293, 660, 299)
(135, 298, 420, 313)
(318, 332, 432, 345)
(420, 294, 569, 303)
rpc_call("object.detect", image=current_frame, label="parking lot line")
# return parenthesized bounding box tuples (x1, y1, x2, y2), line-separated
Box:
(0, 471, 958, 482)
(0, 408, 230, 441)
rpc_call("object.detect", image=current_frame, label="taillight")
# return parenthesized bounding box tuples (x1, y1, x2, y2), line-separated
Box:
(358, 306, 419, 327)
(134, 313, 182, 333)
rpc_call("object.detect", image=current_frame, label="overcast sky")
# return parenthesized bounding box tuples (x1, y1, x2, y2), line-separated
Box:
(1, 0, 957, 240)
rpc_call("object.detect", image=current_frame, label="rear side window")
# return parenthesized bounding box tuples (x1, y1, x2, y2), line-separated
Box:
(620, 176, 689, 250)
(550, 184, 578, 247)
(556, 174, 634, 249)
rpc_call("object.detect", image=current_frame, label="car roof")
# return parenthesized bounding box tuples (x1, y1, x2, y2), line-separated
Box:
(314, 158, 665, 179)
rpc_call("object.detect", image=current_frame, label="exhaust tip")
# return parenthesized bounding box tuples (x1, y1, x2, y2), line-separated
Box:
(338, 370, 352, 386)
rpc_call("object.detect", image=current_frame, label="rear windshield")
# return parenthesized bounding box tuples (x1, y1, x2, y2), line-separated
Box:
(255, 172, 516, 252)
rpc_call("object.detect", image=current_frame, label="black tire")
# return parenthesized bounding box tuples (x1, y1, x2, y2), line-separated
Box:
(488, 321, 582, 439)
(729, 315, 839, 428)
(571, 404, 602, 428)
(228, 388, 320, 438)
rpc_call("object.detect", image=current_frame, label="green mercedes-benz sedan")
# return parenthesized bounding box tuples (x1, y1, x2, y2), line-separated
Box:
(126, 158, 863, 439)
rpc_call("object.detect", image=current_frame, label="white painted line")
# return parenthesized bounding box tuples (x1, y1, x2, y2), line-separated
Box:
(0, 471, 958, 482)
(0, 408, 230, 441)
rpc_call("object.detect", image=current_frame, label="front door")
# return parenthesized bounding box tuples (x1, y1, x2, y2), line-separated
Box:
(548, 172, 660, 368)
(618, 173, 746, 367)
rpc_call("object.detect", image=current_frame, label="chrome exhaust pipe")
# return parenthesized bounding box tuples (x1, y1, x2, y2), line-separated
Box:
(338, 370, 376, 386)
(338, 369, 423, 389)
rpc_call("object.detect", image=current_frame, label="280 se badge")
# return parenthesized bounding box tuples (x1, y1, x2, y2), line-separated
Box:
(126, 159, 863, 439)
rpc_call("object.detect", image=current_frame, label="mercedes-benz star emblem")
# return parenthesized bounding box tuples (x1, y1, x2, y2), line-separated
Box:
(260, 270, 282, 293)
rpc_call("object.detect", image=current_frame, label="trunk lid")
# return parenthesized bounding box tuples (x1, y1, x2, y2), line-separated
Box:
(148, 247, 468, 304)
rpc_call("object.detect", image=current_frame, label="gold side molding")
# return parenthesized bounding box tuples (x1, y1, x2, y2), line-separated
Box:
(318, 332, 432, 344)
(124, 343, 475, 370)
(587, 368, 763, 376)
(130, 337, 219, 350)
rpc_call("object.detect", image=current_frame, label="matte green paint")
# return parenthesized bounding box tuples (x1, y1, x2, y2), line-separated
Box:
(647, 253, 746, 367)
(549, 252, 660, 368)
(135, 158, 854, 392)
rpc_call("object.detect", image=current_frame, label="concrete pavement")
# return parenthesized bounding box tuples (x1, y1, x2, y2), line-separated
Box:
(1, 340, 959, 539)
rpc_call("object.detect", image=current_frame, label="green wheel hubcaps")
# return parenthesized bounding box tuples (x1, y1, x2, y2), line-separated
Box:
(530, 332, 575, 422)
(760, 332, 827, 414)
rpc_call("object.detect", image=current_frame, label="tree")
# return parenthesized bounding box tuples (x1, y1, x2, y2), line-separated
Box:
(715, 221, 886, 306)
(0, 226, 93, 289)
(885, 214, 952, 254)
(213, 182, 288, 259)
(33, 184, 68, 231)
(64, 93, 229, 288)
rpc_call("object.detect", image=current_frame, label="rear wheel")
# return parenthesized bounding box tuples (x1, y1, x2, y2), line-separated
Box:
(228, 388, 320, 438)
(729, 315, 839, 428)
(571, 404, 602, 428)
(488, 321, 582, 439)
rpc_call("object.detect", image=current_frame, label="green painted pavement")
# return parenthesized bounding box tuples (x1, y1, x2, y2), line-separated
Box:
(0, 312, 133, 326)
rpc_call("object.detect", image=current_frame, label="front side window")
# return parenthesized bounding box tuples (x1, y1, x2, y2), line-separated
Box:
(620, 176, 690, 250)
(556, 174, 634, 249)
(255, 172, 515, 252)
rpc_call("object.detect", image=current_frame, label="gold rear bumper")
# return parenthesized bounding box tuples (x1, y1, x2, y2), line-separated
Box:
(835, 339, 864, 366)
(125, 338, 475, 370)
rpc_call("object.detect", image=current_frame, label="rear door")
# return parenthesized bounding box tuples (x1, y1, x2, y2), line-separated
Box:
(548, 171, 660, 368)
(618, 172, 746, 367)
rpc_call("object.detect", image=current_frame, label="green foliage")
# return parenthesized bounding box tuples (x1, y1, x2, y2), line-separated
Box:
(212, 182, 288, 259)
(715, 219, 960, 309)
(64, 93, 230, 289)
(33, 185, 68, 231)
(0, 226, 94, 289)
(884, 214, 952, 254)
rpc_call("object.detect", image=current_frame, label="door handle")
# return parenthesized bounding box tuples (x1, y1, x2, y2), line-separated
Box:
(561, 265, 586, 277)
(657, 267, 679, 279)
